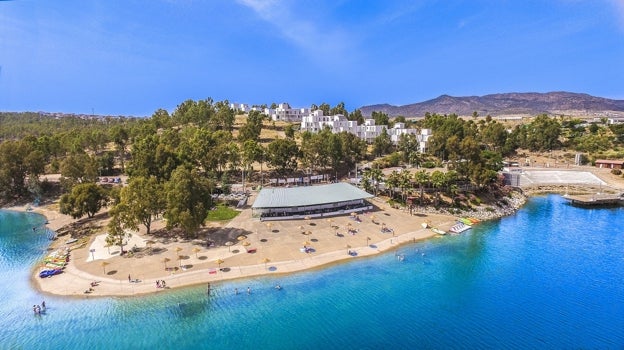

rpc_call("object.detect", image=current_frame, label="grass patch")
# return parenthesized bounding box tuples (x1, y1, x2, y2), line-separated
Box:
(206, 204, 240, 221)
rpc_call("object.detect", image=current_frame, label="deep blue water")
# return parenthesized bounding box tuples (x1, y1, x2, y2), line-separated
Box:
(1, 195, 623, 349)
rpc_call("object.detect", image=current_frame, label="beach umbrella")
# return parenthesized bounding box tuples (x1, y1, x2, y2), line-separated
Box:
(175, 246, 183, 254)
(242, 241, 251, 247)
(306, 230, 312, 236)
(215, 258, 224, 269)
(266, 222, 273, 232)
(370, 215, 376, 223)
(350, 212, 357, 217)
(303, 241, 311, 246)
(100, 261, 109, 274)
(162, 257, 170, 270)
(326, 218, 332, 227)
(104, 243, 112, 254)
(346, 244, 352, 254)
(366, 236, 371, 246)
(145, 240, 156, 253)
(299, 225, 305, 233)
(225, 241, 234, 252)
(192, 247, 201, 258)
(262, 258, 271, 270)
(178, 255, 184, 267)
(237, 235, 247, 241)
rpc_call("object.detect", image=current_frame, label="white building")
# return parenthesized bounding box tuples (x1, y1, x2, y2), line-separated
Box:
(264, 103, 310, 122)
(301, 113, 432, 151)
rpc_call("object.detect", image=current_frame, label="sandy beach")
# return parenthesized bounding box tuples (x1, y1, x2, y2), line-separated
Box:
(27, 194, 461, 298)
(18, 166, 624, 298)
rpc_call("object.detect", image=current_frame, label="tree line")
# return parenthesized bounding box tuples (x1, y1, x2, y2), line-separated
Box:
(1, 101, 623, 250)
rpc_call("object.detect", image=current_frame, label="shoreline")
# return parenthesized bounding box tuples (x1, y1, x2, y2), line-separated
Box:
(17, 190, 529, 299)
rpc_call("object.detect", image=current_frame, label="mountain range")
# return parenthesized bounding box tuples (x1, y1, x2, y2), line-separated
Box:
(359, 92, 624, 118)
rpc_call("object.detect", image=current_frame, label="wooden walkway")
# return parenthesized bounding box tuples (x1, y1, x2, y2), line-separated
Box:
(563, 193, 624, 207)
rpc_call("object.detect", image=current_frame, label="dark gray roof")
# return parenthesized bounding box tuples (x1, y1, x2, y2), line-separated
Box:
(252, 183, 373, 209)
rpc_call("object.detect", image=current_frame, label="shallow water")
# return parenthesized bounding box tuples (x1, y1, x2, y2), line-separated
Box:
(1, 195, 623, 349)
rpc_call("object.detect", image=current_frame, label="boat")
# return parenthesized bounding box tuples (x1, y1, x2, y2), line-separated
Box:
(458, 218, 474, 226)
(449, 222, 471, 234)
(39, 268, 63, 278)
(430, 227, 446, 235)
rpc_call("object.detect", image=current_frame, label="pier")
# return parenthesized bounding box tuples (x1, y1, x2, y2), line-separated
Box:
(564, 193, 624, 207)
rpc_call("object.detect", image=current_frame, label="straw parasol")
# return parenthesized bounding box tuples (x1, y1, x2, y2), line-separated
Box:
(299, 225, 305, 234)
(350, 212, 357, 217)
(303, 240, 311, 246)
(100, 261, 109, 274)
(262, 257, 271, 270)
(242, 241, 251, 247)
(162, 257, 171, 270)
(192, 247, 201, 258)
(144, 239, 156, 251)
(178, 255, 184, 267)
(215, 258, 224, 269)
(237, 235, 247, 241)
(306, 230, 312, 236)
(326, 218, 333, 227)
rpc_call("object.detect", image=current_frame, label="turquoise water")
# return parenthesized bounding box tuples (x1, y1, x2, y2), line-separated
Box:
(1, 195, 623, 349)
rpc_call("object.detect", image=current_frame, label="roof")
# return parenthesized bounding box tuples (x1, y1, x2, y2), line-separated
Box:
(252, 182, 373, 209)
(595, 159, 624, 164)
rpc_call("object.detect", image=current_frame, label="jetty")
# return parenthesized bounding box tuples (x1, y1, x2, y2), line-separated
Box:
(563, 193, 624, 207)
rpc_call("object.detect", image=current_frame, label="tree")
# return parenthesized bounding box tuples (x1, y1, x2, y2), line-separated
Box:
(373, 129, 393, 157)
(238, 110, 264, 142)
(266, 138, 300, 177)
(364, 167, 383, 196)
(118, 176, 166, 235)
(0, 139, 45, 199)
(106, 203, 133, 255)
(110, 125, 129, 173)
(59, 183, 108, 219)
(241, 140, 264, 183)
(59, 153, 99, 189)
(164, 166, 213, 238)
(430, 170, 446, 206)
(414, 170, 430, 205)
(371, 111, 389, 126)
(386, 170, 400, 199)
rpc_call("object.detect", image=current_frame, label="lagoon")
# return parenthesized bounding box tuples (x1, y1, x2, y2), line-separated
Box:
(1, 194, 623, 349)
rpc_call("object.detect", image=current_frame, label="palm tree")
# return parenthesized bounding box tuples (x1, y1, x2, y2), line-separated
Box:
(430, 170, 446, 206)
(398, 169, 412, 203)
(414, 170, 430, 206)
(385, 170, 400, 200)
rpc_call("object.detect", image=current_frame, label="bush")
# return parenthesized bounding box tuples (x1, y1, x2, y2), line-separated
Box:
(611, 169, 622, 175)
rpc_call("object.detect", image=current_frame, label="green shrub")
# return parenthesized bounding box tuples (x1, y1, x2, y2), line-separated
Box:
(611, 169, 622, 175)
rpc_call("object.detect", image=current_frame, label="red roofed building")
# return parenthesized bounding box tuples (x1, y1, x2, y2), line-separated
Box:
(595, 159, 624, 169)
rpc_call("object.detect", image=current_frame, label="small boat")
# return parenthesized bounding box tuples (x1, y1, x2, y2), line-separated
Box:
(430, 227, 446, 235)
(39, 269, 63, 278)
(458, 218, 474, 226)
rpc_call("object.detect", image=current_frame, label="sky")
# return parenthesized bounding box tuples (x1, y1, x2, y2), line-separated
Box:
(1, 0, 623, 117)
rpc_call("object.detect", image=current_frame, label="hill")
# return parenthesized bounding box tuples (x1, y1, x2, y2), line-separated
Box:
(359, 92, 624, 118)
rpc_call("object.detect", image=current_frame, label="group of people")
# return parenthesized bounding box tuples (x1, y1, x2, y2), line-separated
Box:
(155, 280, 167, 288)
(32, 301, 46, 315)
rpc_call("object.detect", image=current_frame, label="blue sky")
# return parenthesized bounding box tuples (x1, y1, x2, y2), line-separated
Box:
(1, 0, 623, 116)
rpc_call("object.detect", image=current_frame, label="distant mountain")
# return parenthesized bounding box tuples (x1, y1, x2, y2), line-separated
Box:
(359, 92, 624, 118)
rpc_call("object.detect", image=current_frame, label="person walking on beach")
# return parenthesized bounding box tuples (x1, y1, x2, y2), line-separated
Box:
(128, 274, 131, 282)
